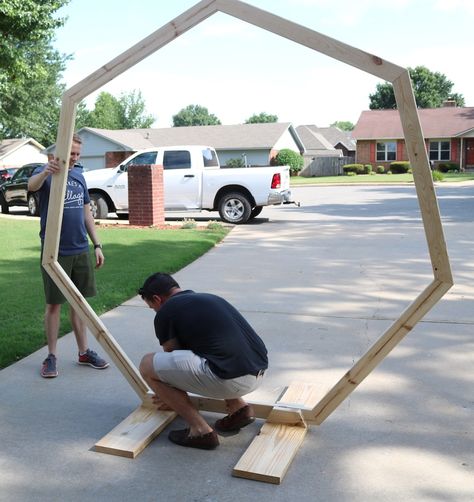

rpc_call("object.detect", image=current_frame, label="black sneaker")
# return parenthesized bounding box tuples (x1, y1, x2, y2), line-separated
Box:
(78, 349, 109, 369)
(41, 353, 58, 378)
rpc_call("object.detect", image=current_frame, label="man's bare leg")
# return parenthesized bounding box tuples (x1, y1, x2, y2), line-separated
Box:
(69, 306, 88, 353)
(45, 304, 61, 355)
(139, 354, 213, 436)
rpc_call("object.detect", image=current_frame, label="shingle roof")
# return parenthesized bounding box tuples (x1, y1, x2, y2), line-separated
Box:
(352, 107, 474, 140)
(79, 122, 304, 152)
(296, 125, 356, 152)
(0, 138, 45, 160)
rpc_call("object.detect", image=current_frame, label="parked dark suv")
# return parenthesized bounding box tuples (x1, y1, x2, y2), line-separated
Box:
(0, 163, 44, 216)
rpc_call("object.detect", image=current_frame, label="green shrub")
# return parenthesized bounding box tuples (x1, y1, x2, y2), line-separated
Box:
(437, 162, 459, 173)
(364, 164, 373, 174)
(387, 170, 393, 175)
(226, 157, 245, 168)
(390, 161, 410, 174)
(181, 218, 197, 229)
(207, 221, 223, 230)
(376, 165, 385, 174)
(346, 171, 357, 176)
(343, 163, 365, 175)
(272, 148, 304, 176)
(432, 170, 444, 182)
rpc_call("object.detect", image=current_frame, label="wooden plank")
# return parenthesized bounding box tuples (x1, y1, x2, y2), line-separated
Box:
(311, 279, 452, 425)
(190, 382, 324, 424)
(393, 71, 453, 284)
(216, 0, 405, 82)
(232, 382, 313, 484)
(42, 96, 76, 264)
(232, 422, 307, 484)
(95, 405, 177, 458)
(278, 381, 322, 409)
(42, 262, 149, 400)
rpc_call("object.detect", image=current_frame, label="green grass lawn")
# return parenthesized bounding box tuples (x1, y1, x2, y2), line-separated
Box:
(0, 218, 228, 369)
(291, 171, 474, 185)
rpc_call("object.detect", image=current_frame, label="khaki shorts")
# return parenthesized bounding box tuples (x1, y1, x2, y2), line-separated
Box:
(41, 251, 96, 304)
(152, 350, 264, 399)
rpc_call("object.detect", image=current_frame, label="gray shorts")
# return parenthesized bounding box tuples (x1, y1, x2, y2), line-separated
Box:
(152, 350, 264, 399)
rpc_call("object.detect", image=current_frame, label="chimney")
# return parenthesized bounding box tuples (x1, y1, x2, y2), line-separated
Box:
(442, 100, 456, 107)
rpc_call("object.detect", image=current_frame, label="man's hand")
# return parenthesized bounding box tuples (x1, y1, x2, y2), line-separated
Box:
(94, 247, 105, 269)
(28, 157, 61, 192)
(45, 157, 62, 176)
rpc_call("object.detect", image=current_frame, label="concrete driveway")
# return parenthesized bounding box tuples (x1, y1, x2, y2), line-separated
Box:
(1, 184, 473, 501)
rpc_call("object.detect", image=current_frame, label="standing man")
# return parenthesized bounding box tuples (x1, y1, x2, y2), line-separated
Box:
(138, 272, 268, 450)
(28, 134, 109, 378)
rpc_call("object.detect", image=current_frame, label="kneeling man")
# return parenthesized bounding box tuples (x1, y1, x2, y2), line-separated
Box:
(139, 273, 268, 450)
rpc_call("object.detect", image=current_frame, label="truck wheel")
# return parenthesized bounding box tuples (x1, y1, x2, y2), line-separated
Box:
(90, 193, 108, 219)
(218, 192, 252, 224)
(27, 193, 39, 216)
(0, 193, 9, 214)
(248, 206, 263, 220)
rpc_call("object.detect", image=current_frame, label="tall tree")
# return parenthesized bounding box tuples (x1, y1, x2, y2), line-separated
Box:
(0, 0, 68, 82)
(0, 40, 67, 145)
(369, 66, 465, 109)
(0, 0, 70, 144)
(172, 104, 221, 127)
(87, 92, 122, 129)
(245, 112, 278, 124)
(118, 90, 154, 129)
(330, 120, 354, 131)
(82, 90, 155, 130)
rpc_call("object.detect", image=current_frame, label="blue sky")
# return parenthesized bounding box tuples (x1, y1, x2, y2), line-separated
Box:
(53, 0, 473, 128)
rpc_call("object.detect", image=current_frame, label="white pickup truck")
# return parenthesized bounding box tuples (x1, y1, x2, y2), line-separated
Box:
(83, 145, 292, 224)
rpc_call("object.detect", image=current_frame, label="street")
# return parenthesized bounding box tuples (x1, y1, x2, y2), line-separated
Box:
(1, 183, 473, 501)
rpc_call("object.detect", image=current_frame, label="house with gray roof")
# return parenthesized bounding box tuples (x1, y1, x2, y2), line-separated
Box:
(45, 123, 304, 171)
(0, 138, 47, 168)
(295, 125, 355, 177)
(296, 125, 356, 162)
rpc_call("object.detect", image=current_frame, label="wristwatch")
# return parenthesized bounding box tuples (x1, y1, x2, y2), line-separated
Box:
(94, 244, 102, 250)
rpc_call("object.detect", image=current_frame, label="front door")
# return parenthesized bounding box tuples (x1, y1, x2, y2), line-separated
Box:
(466, 139, 474, 167)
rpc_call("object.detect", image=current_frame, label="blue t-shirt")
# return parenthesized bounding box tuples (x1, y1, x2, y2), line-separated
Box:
(34, 164, 91, 256)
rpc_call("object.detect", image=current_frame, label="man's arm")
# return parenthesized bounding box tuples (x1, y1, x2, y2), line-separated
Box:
(28, 159, 59, 192)
(162, 338, 181, 352)
(84, 203, 104, 268)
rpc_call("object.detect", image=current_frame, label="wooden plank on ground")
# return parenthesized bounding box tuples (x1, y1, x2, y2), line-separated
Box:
(95, 405, 176, 458)
(232, 420, 307, 484)
(232, 382, 316, 484)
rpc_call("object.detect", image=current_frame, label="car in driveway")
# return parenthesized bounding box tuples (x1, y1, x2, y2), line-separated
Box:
(0, 163, 44, 215)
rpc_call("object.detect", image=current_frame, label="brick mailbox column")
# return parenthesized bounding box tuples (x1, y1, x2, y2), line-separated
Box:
(128, 164, 164, 226)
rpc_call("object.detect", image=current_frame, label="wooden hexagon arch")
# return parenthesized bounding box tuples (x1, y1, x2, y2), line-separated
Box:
(44, 0, 453, 483)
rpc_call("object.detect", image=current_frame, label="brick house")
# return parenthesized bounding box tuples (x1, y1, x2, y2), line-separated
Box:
(352, 106, 474, 170)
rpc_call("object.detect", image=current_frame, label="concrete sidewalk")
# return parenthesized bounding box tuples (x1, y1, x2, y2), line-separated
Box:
(1, 185, 473, 501)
